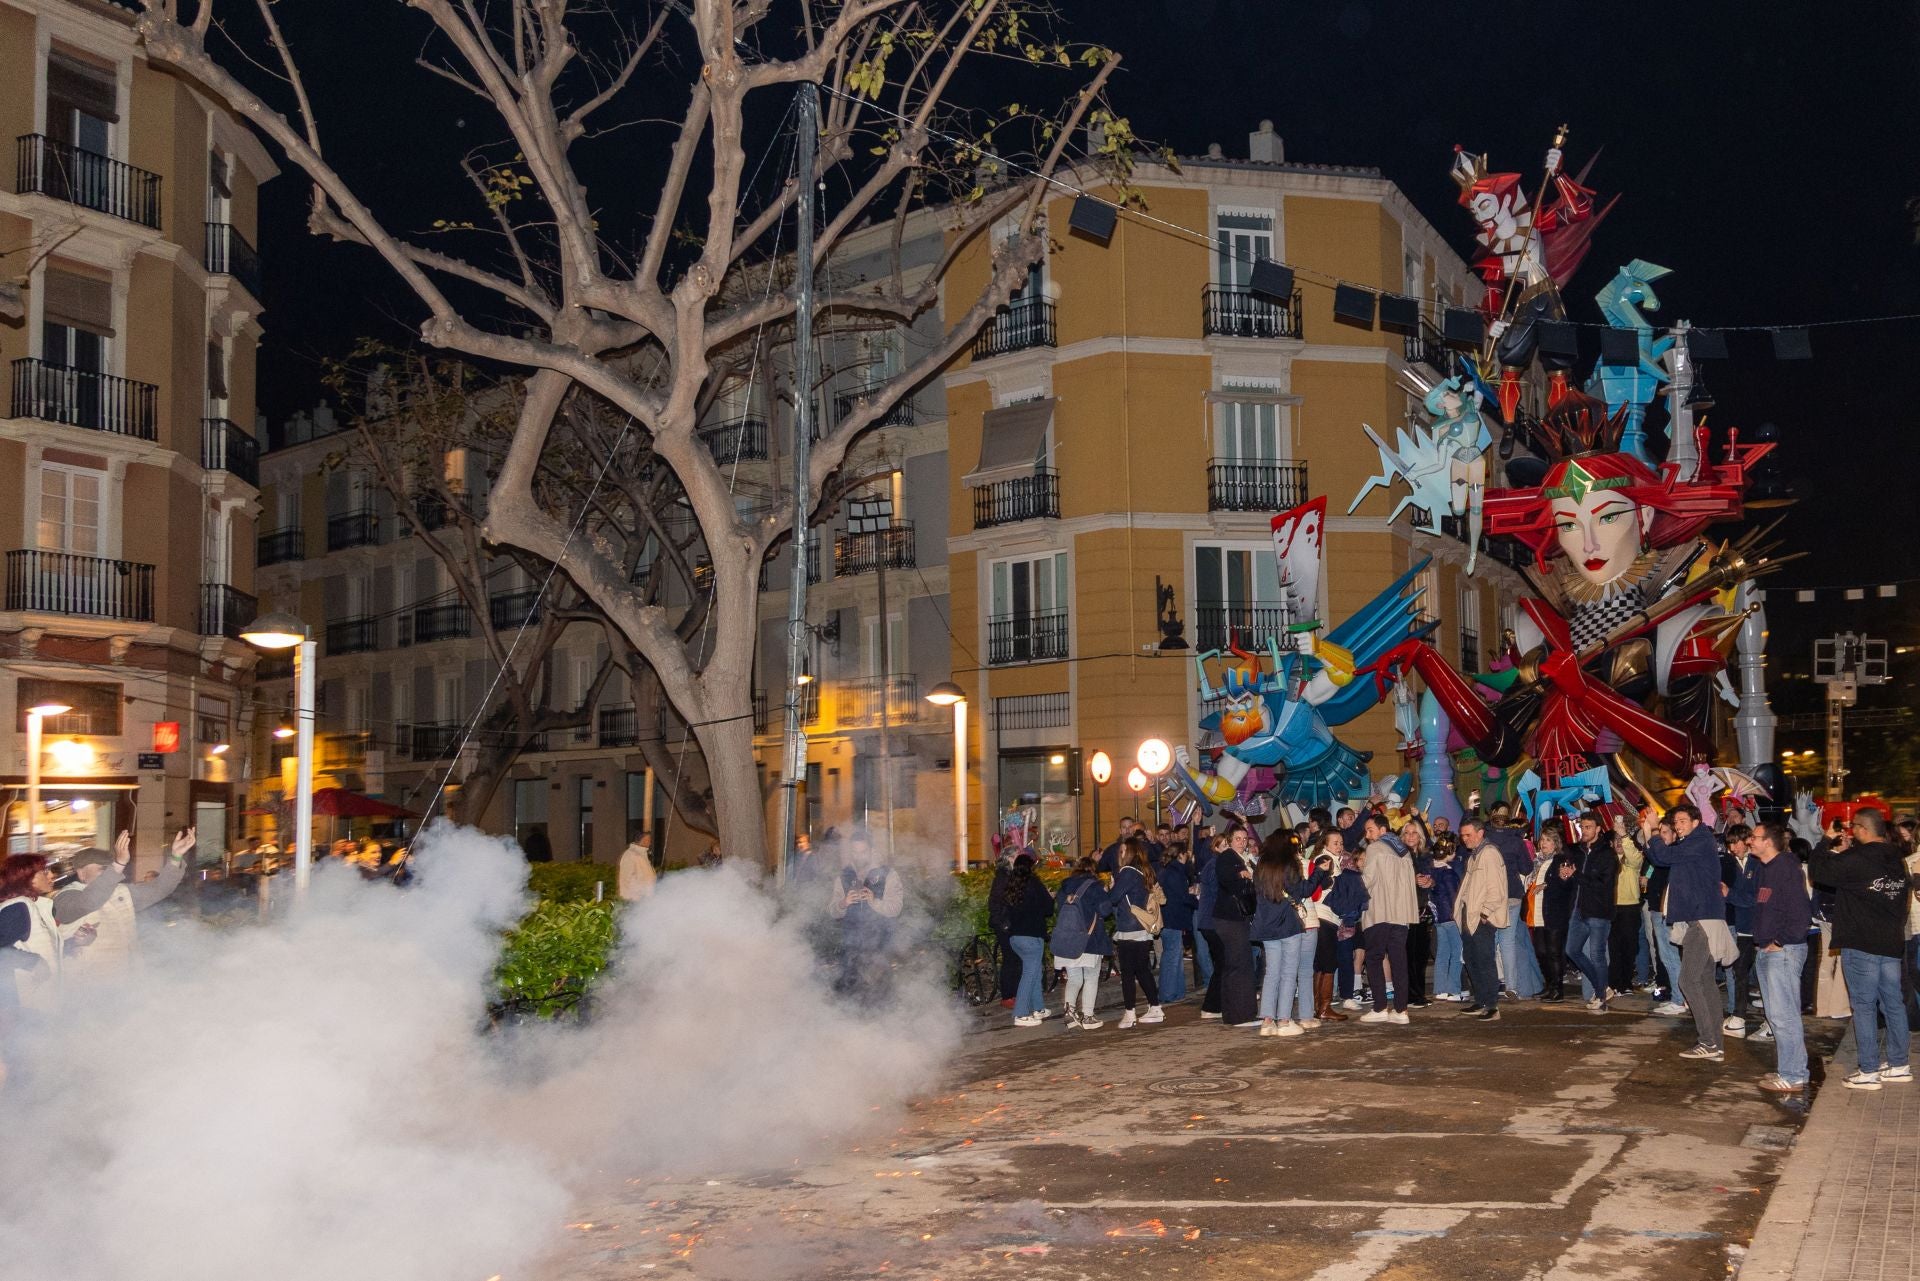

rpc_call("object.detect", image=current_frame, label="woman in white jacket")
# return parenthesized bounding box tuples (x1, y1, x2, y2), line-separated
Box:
(0, 853, 84, 1016)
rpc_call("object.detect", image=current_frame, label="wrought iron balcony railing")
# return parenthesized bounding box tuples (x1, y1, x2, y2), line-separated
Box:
(1404, 319, 1448, 373)
(971, 299, 1055, 360)
(699, 415, 768, 463)
(489, 588, 542, 630)
(834, 383, 916, 429)
(5, 549, 154, 621)
(11, 358, 158, 441)
(201, 417, 259, 486)
(204, 222, 262, 298)
(1194, 601, 1291, 652)
(199, 582, 257, 639)
(1206, 458, 1308, 513)
(257, 526, 304, 567)
(325, 616, 379, 655)
(410, 722, 463, 761)
(326, 509, 379, 551)
(15, 134, 162, 229)
(972, 468, 1060, 528)
(833, 522, 915, 577)
(987, 609, 1068, 666)
(1201, 284, 1302, 340)
(412, 602, 472, 643)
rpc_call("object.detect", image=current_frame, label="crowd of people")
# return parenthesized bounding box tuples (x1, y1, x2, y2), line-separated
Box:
(987, 802, 1920, 1095)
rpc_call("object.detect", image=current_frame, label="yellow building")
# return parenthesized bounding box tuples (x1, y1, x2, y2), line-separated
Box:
(943, 124, 1531, 854)
(0, 0, 272, 864)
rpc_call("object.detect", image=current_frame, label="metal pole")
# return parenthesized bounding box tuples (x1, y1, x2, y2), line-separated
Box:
(1092, 775, 1102, 848)
(294, 638, 316, 894)
(776, 85, 819, 876)
(877, 541, 894, 861)
(953, 698, 968, 873)
(1733, 581, 1776, 776)
(25, 711, 43, 853)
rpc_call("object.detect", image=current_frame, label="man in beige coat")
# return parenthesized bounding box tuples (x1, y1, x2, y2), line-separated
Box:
(1455, 818, 1510, 1021)
(1359, 815, 1418, 1023)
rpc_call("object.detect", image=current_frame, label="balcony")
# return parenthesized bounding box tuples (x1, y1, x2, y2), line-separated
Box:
(11, 358, 158, 441)
(971, 300, 1055, 360)
(204, 222, 262, 299)
(1460, 628, 1482, 675)
(15, 134, 162, 229)
(255, 653, 294, 682)
(199, 582, 257, 639)
(1404, 319, 1448, 373)
(597, 703, 638, 747)
(1202, 284, 1301, 340)
(489, 588, 542, 630)
(325, 616, 378, 655)
(1195, 601, 1291, 652)
(412, 602, 472, 643)
(410, 722, 463, 761)
(257, 526, 304, 567)
(834, 383, 916, 429)
(1207, 458, 1309, 513)
(833, 522, 915, 577)
(759, 684, 821, 729)
(326, 509, 379, 551)
(699, 415, 768, 463)
(837, 673, 921, 728)
(988, 609, 1068, 666)
(5, 549, 154, 621)
(972, 468, 1060, 528)
(201, 417, 260, 487)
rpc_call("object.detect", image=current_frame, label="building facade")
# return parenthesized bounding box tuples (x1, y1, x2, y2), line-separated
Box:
(0, 0, 271, 866)
(942, 124, 1532, 855)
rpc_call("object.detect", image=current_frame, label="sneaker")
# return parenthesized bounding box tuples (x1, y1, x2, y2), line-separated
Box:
(1757, 1074, 1807, 1094)
(1476, 1008, 1501, 1022)
(1298, 1017, 1322, 1030)
(1258, 1019, 1279, 1037)
(1013, 1014, 1043, 1028)
(1585, 996, 1608, 1013)
(1461, 1004, 1485, 1015)
(1342, 997, 1368, 1011)
(1407, 998, 1432, 1009)
(1274, 1020, 1305, 1037)
(1389, 1010, 1411, 1025)
(1200, 1010, 1223, 1020)
(1844, 1070, 1883, 1090)
(1723, 1015, 1747, 1035)
(1062, 1010, 1082, 1030)
(1652, 1001, 1690, 1017)
(1500, 989, 1521, 1003)
(1118, 1010, 1138, 1030)
(1034, 1007, 1053, 1020)
(1000, 998, 1015, 1009)
(1360, 1009, 1394, 1023)
(1750, 1023, 1775, 1042)
(1078, 1013, 1105, 1031)
(1139, 1006, 1165, 1024)
(1881, 1065, 1913, 1083)
(1678, 1044, 1725, 1062)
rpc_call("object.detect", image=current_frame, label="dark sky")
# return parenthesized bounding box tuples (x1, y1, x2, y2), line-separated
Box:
(249, 0, 1920, 596)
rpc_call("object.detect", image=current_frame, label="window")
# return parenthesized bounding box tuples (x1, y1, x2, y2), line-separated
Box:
(1215, 211, 1273, 287)
(576, 776, 594, 861)
(16, 678, 121, 736)
(443, 447, 468, 495)
(1459, 583, 1483, 675)
(45, 50, 116, 155)
(988, 551, 1068, 664)
(440, 675, 463, 725)
(863, 613, 906, 678)
(393, 682, 413, 750)
(514, 778, 549, 855)
(998, 749, 1076, 855)
(276, 486, 300, 531)
(347, 685, 369, 734)
(207, 148, 232, 221)
(38, 464, 101, 555)
(1215, 397, 1286, 463)
(41, 265, 112, 373)
(1403, 246, 1423, 301)
(1193, 543, 1285, 649)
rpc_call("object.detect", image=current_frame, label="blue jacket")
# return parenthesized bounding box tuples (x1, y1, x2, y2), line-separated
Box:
(1726, 855, 1760, 935)
(1324, 868, 1369, 928)
(1427, 860, 1461, 924)
(1253, 865, 1330, 942)
(1194, 852, 1219, 929)
(1051, 873, 1115, 957)
(1110, 865, 1157, 934)
(1159, 859, 1197, 932)
(1643, 825, 1724, 924)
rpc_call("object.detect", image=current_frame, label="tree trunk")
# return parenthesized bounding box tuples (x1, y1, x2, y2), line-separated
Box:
(692, 704, 769, 868)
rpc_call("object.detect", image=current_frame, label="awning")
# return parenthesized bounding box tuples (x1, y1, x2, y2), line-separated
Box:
(962, 398, 1054, 489)
(310, 787, 418, 819)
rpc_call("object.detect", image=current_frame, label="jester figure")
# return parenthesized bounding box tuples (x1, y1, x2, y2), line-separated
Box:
(1454, 137, 1616, 423)
(1171, 498, 1437, 814)
(1360, 393, 1780, 812)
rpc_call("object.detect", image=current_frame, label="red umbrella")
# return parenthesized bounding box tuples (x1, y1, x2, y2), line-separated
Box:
(309, 787, 419, 819)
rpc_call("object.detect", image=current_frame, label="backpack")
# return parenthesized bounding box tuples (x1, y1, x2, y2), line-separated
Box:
(1129, 882, 1166, 935)
(1050, 881, 1102, 959)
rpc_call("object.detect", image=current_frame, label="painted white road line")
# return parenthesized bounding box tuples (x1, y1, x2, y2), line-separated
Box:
(1306, 1208, 1469, 1281)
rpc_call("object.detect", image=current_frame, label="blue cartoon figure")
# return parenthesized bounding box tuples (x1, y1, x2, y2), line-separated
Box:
(1588, 259, 1677, 463)
(1349, 375, 1493, 572)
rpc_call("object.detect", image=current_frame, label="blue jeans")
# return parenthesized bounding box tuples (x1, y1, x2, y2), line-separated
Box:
(1756, 944, 1810, 1083)
(1160, 929, 1189, 1002)
(1497, 901, 1542, 996)
(1293, 930, 1318, 1020)
(1009, 935, 1046, 1017)
(1646, 906, 1685, 999)
(1335, 931, 1359, 998)
(1192, 926, 1216, 986)
(1433, 920, 1463, 995)
(1567, 911, 1610, 1000)
(1260, 933, 1313, 1022)
(1841, 949, 1912, 1072)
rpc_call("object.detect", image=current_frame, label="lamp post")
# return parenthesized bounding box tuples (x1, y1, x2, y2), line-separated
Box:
(1088, 750, 1112, 848)
(1126, 766, 1148, 797)
(23, 700, 71, 853)
(241, 611, 315, 894)
(1137, 738, 1171, 828)
(926, 682, 968, 873)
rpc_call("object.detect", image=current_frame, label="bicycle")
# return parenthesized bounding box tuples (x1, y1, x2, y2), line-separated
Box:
(953, 932, 1061, 1005)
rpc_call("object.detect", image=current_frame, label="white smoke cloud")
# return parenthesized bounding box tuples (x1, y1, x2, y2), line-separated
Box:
(0, 824, 963, 1281)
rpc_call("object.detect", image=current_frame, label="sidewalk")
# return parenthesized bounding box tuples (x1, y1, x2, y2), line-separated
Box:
(1744, 1071, 1920, 1280)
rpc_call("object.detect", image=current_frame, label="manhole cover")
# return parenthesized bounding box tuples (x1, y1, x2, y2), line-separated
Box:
(1148, 1076, 1250, 1096)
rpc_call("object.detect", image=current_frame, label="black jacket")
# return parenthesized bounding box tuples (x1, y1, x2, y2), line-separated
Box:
(1213, 851, 1257, 922)
(1573, 838, 1618, 921)
(1811, 840, 1911, 958)
(1004, 875, 1054, 938)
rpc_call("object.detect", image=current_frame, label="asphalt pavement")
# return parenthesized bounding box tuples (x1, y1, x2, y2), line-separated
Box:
(545, 985, 1849, 1281)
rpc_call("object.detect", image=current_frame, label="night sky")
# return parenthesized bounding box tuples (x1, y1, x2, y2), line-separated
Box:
(247, 1, 1920, 641)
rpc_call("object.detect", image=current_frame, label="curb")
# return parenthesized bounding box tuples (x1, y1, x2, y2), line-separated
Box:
(1739, 1078, 1849, 1280)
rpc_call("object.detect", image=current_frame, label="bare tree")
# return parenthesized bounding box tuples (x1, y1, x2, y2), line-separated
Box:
(136, 0, 1126, 862)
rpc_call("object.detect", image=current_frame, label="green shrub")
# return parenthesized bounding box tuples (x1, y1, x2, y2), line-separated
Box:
(494, 898, 618, 1020)
(525, 861, 616, 904)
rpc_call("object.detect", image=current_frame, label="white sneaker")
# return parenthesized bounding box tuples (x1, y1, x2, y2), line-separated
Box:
(1750, 1023, 1775, 1042)
(1723, 1015, 1747, 1035)
(1200, 1010, 1223, 1020)
(1845, 1069, 1883, 1090)
(1298, 1017, 1322, 1029)
(1360, 1008, 1393, 1023)
(1389, 1010, 1411, 1025)
(1079, 1012, 1104, 1030)
(1034, 1007, 1053, 1020)
(1118, 1010, 1138, 1029)
(1140, 1006, 1165, 1024)
(1258, 1019, 1278, 1037)
(1652, 1001, 1689, 1017)
(1342, 997, 1368, 1011)
(1274, 1020, 1305, 1037)
(1013, 1014, 1043, 1028)
(1882, 1064, 1914, 1083)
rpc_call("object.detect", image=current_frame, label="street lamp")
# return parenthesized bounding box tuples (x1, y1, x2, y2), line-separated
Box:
(241, 610, 315, 894)
(1088, 750, 1112, 847)
(1137, 738, 1171, 826)
(926, 681, 968, 873)
(23, 699, 71, 853)
(1126, 766, 1148, 794)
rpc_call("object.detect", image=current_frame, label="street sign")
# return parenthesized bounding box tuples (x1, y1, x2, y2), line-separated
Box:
(151, 721, 180, 753)
(138, 753, 165, 770)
